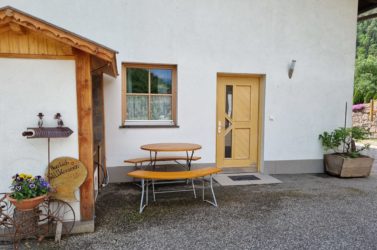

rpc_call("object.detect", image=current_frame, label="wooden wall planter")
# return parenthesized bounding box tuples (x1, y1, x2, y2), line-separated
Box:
(324, 154, 374, 177)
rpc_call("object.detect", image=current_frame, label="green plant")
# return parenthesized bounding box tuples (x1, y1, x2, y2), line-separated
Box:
(318, 127, 370, 158)
(353, 19, 377, 103)
(10, 173, 50, 201)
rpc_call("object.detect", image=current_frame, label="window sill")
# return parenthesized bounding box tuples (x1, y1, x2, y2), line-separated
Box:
(119, 125, 180, 129)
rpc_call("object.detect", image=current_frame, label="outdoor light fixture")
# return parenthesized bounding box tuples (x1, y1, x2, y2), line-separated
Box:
(288, 60, 296, 79)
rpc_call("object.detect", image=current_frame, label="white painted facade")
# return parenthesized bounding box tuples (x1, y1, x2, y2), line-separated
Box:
(0, 58, 81, 218)
(0, 0, 358, 180)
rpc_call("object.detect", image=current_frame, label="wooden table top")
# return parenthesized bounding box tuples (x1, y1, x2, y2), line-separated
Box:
(140, 143, 202, 152)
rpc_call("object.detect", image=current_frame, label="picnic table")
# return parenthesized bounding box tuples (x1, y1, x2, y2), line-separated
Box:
(126, 143, 220, 213)
(140, 143, 202, 170)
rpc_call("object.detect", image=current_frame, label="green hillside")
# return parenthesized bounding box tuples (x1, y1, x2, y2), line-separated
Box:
(354, 19, 377, 104)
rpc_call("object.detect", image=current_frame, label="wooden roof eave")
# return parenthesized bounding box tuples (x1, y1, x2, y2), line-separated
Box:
(0, 6, 118, 77)
(359, 0, 377, 14)
(358, 0, 377, 21)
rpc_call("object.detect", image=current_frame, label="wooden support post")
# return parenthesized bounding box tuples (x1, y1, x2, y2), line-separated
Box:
(370, 99, 375, 121)
(75, 49, 94, 221)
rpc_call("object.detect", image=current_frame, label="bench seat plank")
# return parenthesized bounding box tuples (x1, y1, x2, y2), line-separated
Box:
(128, 167, 221, 180)
(124, 156, 201, 164)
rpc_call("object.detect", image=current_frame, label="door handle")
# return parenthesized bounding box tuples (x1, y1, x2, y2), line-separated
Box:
(218, 121, 224, 134)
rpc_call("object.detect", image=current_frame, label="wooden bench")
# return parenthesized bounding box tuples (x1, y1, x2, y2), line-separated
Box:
(125, 156, 202, 189)
(124, 156, 201, 167)
(128, 167, 221, 213)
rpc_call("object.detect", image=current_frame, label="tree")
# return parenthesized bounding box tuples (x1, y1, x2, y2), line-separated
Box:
(354, 56, 377, 103)
(354, 19, 377, 103)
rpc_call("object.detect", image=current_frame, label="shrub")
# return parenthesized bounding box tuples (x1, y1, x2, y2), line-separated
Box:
(318, 127, 370, 158)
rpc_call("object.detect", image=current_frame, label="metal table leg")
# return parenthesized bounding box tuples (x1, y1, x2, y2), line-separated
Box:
(146, 179, 149, 205)
(152, 179, 156, 202)
(150, 151, 158, 170)
(186, 150, 195, 170)
(202, 175, 218, 207)
(192, 179, 197, 198)
(139, 178, 149, 213)
(185, 150, 195, 184)
(133, 162, 143, 188)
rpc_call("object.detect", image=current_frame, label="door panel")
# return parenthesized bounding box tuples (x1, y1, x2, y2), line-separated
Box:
(234, 128, 250, 159)
(234, 85, 251, 122)
(216, 75, 259, 168)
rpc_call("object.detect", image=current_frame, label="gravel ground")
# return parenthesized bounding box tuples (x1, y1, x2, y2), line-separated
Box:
(11, 174, 377, 250)
(362, 147, 377, 172)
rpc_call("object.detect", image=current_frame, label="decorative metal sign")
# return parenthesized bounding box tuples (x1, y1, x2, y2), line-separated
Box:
(47, 157, 87, 202)
(22, 127, 73, 138)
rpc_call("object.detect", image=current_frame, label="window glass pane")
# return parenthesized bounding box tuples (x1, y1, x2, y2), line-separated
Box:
(151, 96, 172, 120)
(225, 130, 232, 158)
(151, 69, 172, 94)
(127, 68, 149, 93)
(127, 95, 148, 120)
(225, 118, 232, 129)
(226, 85, 233, 118)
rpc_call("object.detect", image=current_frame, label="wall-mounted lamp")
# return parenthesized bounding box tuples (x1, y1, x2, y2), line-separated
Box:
(288, 60, 296, 79)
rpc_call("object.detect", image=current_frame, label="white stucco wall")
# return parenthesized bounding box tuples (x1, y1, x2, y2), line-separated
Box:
(0, 59, 79, 213)
(1, 0, 358, 173)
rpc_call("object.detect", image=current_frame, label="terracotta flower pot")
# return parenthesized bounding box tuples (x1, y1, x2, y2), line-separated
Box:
(6, 194, 47, 211)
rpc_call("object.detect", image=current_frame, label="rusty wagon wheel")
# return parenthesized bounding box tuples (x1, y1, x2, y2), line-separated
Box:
(38, 198, 75, 243)
(0, 193, 16, 247)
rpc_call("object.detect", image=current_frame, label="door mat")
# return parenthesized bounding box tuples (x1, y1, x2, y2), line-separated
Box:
(213, 173, 281, 186)
(229, 175, 260, 181)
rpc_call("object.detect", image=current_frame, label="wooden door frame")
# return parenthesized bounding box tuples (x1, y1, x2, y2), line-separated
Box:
(215, 73, 265, 172)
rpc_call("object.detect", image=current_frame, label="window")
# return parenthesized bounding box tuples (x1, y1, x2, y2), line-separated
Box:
(122, 63, 177, 126)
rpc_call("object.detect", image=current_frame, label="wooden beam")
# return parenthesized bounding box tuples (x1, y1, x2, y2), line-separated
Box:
(9, 22, 26, 34)
(75, 49, 95, 221)
(0, 24, 10, 33)
(0, 54, 74, 60)
(358, 12, 377, 22)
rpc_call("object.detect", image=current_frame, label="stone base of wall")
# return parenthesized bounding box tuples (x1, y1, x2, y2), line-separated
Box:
(352, 103, 377, 138)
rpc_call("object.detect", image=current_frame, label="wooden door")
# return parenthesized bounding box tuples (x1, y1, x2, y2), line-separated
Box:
(216, 75, 259, 168)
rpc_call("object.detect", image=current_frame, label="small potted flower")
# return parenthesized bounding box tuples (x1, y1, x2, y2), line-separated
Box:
(7, 173, 50, 211)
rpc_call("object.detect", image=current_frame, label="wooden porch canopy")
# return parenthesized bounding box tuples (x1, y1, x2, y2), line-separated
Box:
(0, 6, 118, 76)
(0, 6, 118, 222)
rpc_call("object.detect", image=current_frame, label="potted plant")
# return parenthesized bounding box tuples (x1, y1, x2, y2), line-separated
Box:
(319, 127, 374, 177)
(7, 173, 50, 211)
